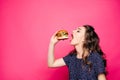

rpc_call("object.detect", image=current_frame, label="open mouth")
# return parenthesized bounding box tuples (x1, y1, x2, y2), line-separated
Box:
(71, 34, 74, 39)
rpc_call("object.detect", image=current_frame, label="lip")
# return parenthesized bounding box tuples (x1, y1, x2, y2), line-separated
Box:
(71, 34, 73, 37)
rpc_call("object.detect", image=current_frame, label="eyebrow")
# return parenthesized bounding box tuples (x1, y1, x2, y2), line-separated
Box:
(78, 27, 81, 30)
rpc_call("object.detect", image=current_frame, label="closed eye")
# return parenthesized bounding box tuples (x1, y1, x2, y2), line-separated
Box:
(77, 27, 81, 32)
(77, 30, 80, 32)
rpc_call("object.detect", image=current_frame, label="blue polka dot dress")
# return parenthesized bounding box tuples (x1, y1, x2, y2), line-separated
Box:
(63, 52, 106, 80)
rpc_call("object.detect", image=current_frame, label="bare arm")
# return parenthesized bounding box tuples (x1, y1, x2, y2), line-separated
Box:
(98, 74, 106, 80)
(48, 32, 66, 67)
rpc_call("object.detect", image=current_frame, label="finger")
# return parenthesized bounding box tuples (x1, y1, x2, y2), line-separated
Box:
(53, 31, 59, 36)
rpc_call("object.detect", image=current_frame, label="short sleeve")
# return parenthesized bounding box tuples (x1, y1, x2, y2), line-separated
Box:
(63, 54, 71, 67)
(93, 53, 106, 75)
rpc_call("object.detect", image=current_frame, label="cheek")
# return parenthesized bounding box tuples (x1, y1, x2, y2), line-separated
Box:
(76, 34, 83, 39)
(76, 34, 85, 42)
(75, 37, 81, 41)
(70, 36, 80, 45)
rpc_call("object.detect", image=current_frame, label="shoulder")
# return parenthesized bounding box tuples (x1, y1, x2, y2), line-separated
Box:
(89, 52, 104, 62)
(64, 53, 76, 59)
(90, 52, 102, 58)
(63, 53, 76, 62)
(63, 53, 76, 66)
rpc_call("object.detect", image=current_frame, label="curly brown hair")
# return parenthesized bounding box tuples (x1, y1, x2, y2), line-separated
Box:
(70, 25, 107, 74)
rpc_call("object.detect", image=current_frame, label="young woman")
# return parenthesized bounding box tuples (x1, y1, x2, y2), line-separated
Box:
(48, 25, 107, 80)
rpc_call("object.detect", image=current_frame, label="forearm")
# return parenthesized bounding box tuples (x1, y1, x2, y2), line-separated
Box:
(48, 43, 55, 67)
(47, 32, 65, 67)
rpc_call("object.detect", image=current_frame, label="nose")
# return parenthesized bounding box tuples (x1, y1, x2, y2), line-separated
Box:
(72, 29, 76, 34)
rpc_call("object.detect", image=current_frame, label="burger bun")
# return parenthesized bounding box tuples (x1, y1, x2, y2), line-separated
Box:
(56, 30, 69, 40)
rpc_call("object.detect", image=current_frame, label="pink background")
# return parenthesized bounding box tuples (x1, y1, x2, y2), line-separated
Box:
(0, 0, 120, 80)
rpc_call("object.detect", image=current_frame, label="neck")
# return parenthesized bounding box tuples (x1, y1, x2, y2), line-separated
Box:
(75, 44, 84, 58)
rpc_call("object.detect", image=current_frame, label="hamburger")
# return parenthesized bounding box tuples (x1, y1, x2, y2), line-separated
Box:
(56, 30, 69, 40)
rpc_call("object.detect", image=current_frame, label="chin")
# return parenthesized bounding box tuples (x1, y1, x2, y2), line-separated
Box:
(70, 40, 77, 45)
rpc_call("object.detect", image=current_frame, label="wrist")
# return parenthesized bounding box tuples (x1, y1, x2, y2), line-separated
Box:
(49, 41, 56, 46)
